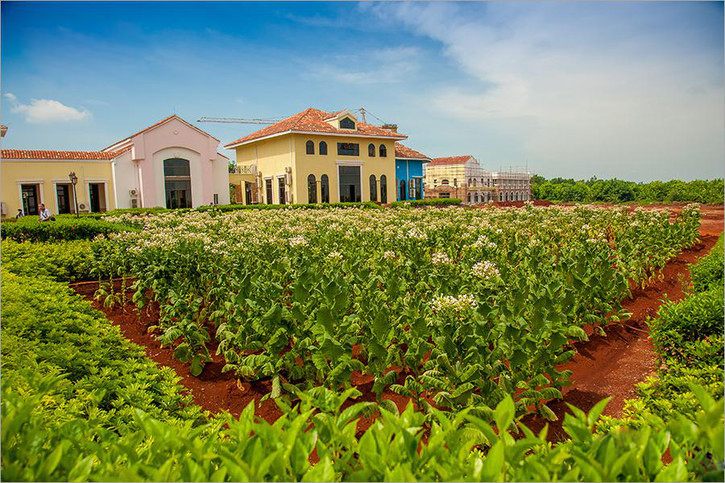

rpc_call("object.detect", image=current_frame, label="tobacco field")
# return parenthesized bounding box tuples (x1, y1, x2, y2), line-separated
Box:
(2, 203, 722, 481)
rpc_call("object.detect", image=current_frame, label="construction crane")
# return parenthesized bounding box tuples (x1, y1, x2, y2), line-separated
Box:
(198, 108, 389, 127)
(197, 117, 283, 125)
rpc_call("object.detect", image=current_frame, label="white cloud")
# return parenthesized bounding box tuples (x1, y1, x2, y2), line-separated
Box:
(307, 46, 422, 85)
(10, 98, 90, 123)
(4, 92, 17, 102)
(369, 2, 724, 180)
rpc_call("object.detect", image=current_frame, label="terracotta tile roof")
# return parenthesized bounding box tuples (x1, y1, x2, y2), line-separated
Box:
(428, 155, 475, 166)
(323, 109, 349, 120)
(224, 108, 407, 148)
(1, 146, 131, 160)
(394, 142, 430, 161)
(103, 114, 219, 150)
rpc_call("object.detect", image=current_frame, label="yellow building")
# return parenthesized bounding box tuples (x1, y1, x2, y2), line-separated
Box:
(225, 108, 407, 204)
(1, 150, 120, 218)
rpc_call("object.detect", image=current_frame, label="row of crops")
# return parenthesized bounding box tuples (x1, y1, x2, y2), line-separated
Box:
(96, 204, 702, 419)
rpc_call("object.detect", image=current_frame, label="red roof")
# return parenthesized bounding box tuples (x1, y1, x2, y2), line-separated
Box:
(224, 108, 407, 148)
(428, 155, 475, 166)
(395, 142, 430, 160)
(103, 114, 219, 150)
(1, 147, 131, 160)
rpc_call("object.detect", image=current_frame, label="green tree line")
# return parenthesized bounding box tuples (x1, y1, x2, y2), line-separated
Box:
(532, 176, 723, 204)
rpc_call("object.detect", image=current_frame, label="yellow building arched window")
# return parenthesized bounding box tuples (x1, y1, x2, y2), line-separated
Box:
(307, 174, 317, 203)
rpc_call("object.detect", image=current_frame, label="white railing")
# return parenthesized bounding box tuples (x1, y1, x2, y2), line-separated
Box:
(231, 165, 257, 175)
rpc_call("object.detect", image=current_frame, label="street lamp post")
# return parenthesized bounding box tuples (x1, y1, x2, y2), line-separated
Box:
(69, 172, 79, 218)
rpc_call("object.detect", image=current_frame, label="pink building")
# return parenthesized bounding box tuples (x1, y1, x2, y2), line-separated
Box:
(103, 115, 230, 209)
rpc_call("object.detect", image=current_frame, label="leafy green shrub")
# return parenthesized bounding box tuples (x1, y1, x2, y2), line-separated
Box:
(1, 217, 134, 242)
(0, 270, 207, 433)
(0, 239, 99, 282)
(390, 198, 463, 207)
(690, 234, 724, 292)
(3, 378, 723, 481)
(650, 287, 724, 354)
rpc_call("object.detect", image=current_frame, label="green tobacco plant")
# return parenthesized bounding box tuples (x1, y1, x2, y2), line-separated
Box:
(95, 204, 701, 414)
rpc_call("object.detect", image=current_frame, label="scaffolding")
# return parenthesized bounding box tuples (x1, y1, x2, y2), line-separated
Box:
(423, 163, 532, 204)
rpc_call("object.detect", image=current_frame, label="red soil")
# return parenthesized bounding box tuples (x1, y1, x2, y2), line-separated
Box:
(70, 203, 723, 437)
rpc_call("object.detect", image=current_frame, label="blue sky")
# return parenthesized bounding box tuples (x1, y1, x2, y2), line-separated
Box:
(2, 1, 723, 181)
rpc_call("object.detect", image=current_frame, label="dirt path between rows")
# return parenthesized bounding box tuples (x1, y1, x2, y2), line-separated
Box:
(71, 204, 723, 436)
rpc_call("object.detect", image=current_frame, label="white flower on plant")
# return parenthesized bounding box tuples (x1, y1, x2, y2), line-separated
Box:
(327, 250, 343, 261)
(383, 250, 396, 261)
(430, 294, 478, 314)
(472, 261, 500, 279)
(472, 234, 497, 250)
(289, 235, 308, 247)
(407, 227, 428, 241)
(432, 251, 452, 266)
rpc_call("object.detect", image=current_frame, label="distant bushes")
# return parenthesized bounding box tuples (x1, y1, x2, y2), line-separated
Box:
(532, 177, 724, 204)
(1, 217, 134, 242)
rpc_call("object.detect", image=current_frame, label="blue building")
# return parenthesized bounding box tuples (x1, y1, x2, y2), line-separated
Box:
(395, 142, 431, 201)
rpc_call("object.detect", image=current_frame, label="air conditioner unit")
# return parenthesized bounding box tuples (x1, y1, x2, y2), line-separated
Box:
(129, 189, 138, 197)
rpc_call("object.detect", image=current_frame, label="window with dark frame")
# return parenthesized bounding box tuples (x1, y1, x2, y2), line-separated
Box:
(369, 175, 377, 202)
(278, 177, 286, 204)
(319, 141, 328, 155)
(379, 144, 387, 157)
(380, 175, 387, 204)
(337, 143, 359, 156)
(306, 140, 315, 155)
(265, 178, 273, 204)
(321, 174, 330, 203)
(307, 174, 317, 203)
(368, 144, 375, 157)
(339, 117, 356, 129)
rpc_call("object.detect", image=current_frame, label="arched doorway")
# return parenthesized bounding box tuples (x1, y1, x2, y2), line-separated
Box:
(164, 158, 192, 208)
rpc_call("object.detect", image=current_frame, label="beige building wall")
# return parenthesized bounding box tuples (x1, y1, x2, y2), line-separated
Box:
(1, 159, 115, 218)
